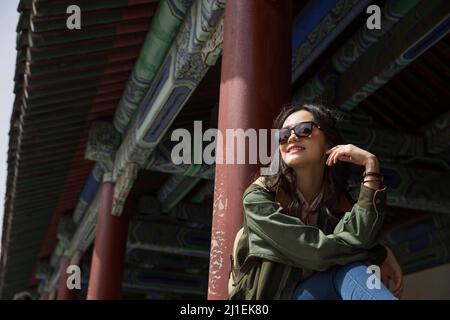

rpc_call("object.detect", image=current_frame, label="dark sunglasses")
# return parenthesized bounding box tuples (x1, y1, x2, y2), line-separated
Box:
(278, 121, 321, 145)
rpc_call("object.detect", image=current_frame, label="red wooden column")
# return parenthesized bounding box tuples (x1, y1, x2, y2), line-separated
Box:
(86, 180, 130, 300)
(208, 0, 292, 299)
(56, 257, 79, 300)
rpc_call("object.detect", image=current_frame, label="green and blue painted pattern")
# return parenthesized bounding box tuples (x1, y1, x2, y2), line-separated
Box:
(292, 0, 370, 82)
(113, 0, 224, 176)
(294, 0, 421, 104)
(383, 214, 450, 274)
(340, 2, 449, 110)
(113, 0, 193, 134)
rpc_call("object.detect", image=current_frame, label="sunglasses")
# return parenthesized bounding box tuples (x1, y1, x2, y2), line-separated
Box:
(278, 121, 321, 145)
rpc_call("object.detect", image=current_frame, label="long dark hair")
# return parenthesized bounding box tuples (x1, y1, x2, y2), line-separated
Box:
(263, 103, 351, 216)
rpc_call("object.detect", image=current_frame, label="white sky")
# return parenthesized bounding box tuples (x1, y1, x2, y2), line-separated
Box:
(0, 1, 20, 251)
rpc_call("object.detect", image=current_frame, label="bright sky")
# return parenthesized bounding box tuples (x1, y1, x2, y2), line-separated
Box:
(0, 1, 20, 251)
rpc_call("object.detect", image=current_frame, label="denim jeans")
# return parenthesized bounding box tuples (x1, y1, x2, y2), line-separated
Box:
(292, 261, 398, 300)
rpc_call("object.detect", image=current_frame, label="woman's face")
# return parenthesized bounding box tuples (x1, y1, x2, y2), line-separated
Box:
(279, 110, 328, 168)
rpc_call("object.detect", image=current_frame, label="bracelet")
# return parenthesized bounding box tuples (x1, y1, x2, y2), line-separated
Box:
(362, 171, 384, 181)
(363, 179, 382, 183)
(362, 171, 383, 177)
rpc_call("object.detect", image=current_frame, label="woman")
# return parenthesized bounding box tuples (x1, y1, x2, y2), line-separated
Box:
(228, 103, 403, 300)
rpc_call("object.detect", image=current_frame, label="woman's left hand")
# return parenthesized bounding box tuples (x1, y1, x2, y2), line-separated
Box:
(381, 246, 404, 299)
(325, 144, 377, 168)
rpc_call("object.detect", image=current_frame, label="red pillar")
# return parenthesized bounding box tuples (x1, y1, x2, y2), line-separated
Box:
(56, 257, 79, 300)
(87, 181, 130, 300)
(208, 0, 292, 299)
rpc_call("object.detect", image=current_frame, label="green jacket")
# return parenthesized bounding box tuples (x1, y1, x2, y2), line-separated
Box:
(229, 182, 388, 300)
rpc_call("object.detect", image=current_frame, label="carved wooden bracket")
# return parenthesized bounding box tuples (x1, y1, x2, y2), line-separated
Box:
(57, 215, 77, 250)
(112, 163, 138, 216)
(85, 121, 121, 171)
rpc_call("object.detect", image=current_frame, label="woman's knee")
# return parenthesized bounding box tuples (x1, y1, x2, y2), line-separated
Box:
(333, 261, 397, 300)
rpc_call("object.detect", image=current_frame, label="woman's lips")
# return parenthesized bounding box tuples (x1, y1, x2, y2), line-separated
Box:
(287, 145, 305, 153)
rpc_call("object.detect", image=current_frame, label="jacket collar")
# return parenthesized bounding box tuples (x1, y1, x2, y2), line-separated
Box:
(275, 183, 353, 218)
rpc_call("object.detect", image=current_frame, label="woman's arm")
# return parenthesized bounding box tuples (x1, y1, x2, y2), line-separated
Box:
(326, 144, 383, 191)
(244, 182, 386, 271)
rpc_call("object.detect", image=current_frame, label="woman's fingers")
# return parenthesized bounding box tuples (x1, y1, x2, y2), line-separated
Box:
(381, 274, 390, 289)
(325, 146, 340, 161)
(326, 150, 333, 165)
(327, 151, 335, 165)
(326, 147, 354, 166)
(393, 284, 403, 299)
(331, 151, 337, 164)
(383, 273, 402, 298)
(392, 272, 404, 299)
(327, 150, 338, 166)
(332, 148, 342, 164)
(326, 145, 339, 154)
(392, 272, 402, 292)
(327, 151, 343, 166)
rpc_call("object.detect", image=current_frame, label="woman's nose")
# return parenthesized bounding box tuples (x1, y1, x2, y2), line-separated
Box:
(287, 130, 299, 144)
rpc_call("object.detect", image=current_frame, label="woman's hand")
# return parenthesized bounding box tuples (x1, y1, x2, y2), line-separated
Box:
(325, 144, 377, 168)
(380, 246, 403, 299)
(325, 144, 380, 189)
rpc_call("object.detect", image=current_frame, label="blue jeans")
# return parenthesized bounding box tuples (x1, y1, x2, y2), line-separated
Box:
(292, 262, 397, 300)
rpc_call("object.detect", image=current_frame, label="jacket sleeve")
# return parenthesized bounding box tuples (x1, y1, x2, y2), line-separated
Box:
(243, 183, 386, 271)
